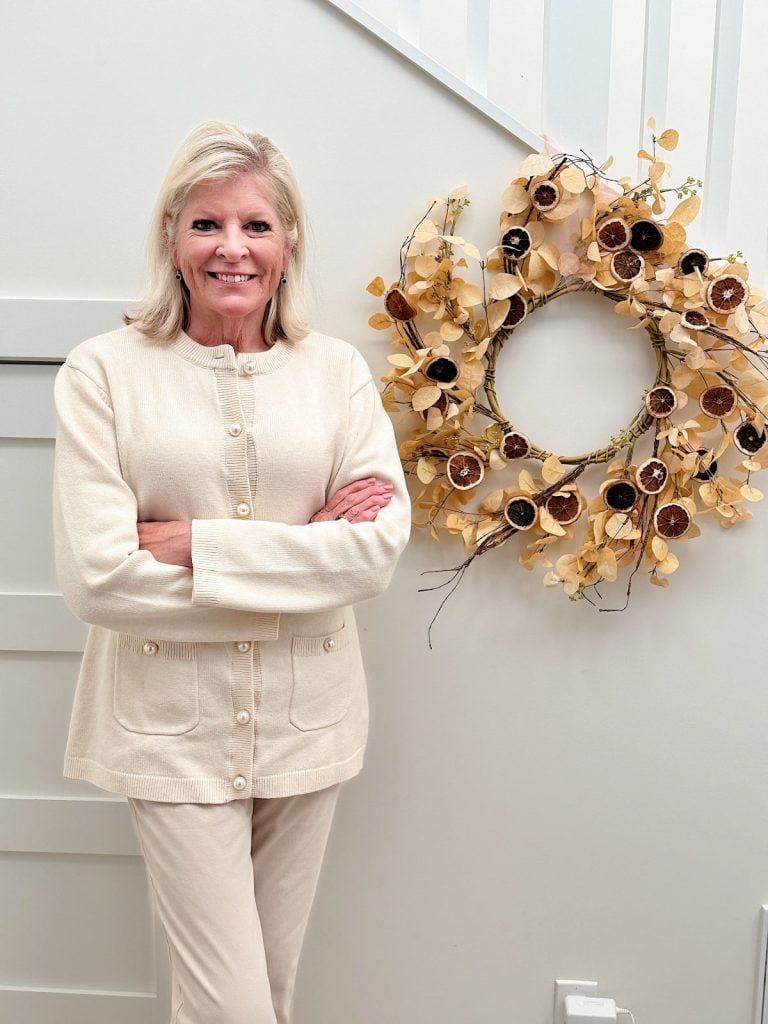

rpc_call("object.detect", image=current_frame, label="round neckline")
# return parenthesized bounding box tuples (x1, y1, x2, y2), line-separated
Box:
(168, 330, 298, 373)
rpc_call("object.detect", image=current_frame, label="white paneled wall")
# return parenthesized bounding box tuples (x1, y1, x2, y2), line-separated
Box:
(329, 0, 768, 285)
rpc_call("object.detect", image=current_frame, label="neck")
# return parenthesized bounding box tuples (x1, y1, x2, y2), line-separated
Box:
(185, 311, 270, 353)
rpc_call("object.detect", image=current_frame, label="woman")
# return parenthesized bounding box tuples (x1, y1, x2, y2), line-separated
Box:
(52, 120, 411, 1024)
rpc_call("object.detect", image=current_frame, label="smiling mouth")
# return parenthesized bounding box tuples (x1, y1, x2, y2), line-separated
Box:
(208, 272, 257, 283)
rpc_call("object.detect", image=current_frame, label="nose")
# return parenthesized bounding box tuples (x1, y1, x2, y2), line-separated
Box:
(216, 225, 248, 261)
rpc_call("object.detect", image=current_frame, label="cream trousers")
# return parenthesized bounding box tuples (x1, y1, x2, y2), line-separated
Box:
(127, 783, 342, 1024)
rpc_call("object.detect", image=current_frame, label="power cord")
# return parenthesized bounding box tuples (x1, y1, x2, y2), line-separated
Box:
(617, 1009, 636, 1024)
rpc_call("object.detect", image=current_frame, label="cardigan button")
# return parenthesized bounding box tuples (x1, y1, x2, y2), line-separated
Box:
(142, 642, 158, 656)
(228, 422, 242, 436)
(323, 637, 336, 652)
(232, 775, 247, 791)
(237, 710, 251, 724)
(236, 641, 251, 653)
(236, 502, 251, 517)
(243, 361, 257, 375)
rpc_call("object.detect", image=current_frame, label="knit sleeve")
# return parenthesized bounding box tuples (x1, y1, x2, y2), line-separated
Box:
(52, 363, 280, 642)
(190, 349, 412, 614)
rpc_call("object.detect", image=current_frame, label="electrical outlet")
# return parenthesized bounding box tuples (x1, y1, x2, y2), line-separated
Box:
(554, 980, 599, 1024)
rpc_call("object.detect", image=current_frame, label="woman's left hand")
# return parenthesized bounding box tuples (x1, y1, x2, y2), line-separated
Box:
(137, 521, 192, 568)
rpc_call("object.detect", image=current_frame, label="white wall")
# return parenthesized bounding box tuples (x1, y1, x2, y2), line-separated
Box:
(3, 2, 768, 1023)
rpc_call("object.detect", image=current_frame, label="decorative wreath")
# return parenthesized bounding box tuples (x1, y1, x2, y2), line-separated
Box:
(367, 120, 768, 622)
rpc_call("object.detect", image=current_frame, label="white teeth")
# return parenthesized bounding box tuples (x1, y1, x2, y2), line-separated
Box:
(215, 274, 252, 283)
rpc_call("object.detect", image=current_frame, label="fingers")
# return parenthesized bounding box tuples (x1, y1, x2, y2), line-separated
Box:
(323, 478, 393, 516)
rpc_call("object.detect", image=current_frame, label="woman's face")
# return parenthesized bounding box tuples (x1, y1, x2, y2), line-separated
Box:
(170, 172, 292, 341)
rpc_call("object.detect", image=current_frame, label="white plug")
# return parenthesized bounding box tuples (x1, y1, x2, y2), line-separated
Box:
(564, 994, 618, 1023)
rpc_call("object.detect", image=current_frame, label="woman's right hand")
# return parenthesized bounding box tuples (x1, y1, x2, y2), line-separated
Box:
(310, 477, 394, 524)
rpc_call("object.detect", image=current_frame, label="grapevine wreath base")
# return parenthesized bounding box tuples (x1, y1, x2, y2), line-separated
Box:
(367, 121, 768, 632)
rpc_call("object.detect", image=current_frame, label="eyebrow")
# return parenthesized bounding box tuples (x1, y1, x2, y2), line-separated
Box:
(189, 209, 272, 220)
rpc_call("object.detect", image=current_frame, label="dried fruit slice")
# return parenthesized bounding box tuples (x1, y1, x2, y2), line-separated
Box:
(706, 275, 748, 313)
(596, 217, 629, 251)
(385, 288, 417, 321)
(693, 448, 717, 481)
(734, 421, 767, 455)
(603, 480, 639, 512)
(681, 309, 710, 331)
(699, 384, 737, 419)
(503, 496, 538, 530)
(611, 250, 644, 282)
(629, 219, 664, 252)
(500, 431, 531, 460)
(503, 292, 528, 328)
(501, 226, 532, 260)
(636, 458, 669, 494)
(678, 249, 709, 276)
(645, 385, 677, 418)
(531, 180, 560, 212)
(545, 490, 581, 525)
(654, 502, 691, 539)
(446, 452, 484, 490)
(424, 357, 459, 384)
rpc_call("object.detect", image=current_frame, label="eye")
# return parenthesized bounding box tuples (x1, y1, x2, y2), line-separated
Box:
(248, 220, 271, 233)
(191, 219, 215, 231)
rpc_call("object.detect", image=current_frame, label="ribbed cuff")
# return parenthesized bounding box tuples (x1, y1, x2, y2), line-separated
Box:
(190, 519, 221, 606)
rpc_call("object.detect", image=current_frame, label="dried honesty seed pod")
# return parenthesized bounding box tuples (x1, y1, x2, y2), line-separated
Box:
(446, 451, 484, 490)
(499, 431, 531, 460)
(385, 288, 417, 321)
(603, 479, 639, 512)
(418, 392, 448, 419)
(654, 502, 692, 540)
(706, 275, 748, 313)
(596, 216, 629, 251)
(503, 496, 538, 530)
(699, 385, 737, 419)
(636, 458, 670, 495)
(645, 385, 677, 418)
(545, 489, 582, 524)
(693, 449, 718, 481)
(629, 218, 664, 253)
(500, 226, 532, 260)
(678, 248, 709, 276)
(531, 179, 560, 212)
(611, 250, 644, 282)
(681, 309, 710, 331)
(424, 357, 459, 385)
(503, 292, 528, 328)
(734, 422, 767, 455)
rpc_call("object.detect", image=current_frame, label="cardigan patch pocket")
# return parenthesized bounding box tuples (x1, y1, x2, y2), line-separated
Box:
(289, 621, 354, 731)
(113, 635, 200, 736)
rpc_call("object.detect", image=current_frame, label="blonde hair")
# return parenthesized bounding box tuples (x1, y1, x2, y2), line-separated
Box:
(123, 120, 310, 344)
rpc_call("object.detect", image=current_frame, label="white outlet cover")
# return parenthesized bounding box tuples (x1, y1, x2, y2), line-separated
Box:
(554, 980, 599, 1024)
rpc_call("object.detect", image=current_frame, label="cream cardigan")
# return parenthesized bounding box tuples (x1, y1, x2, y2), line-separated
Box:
(53, 324, 411, 801)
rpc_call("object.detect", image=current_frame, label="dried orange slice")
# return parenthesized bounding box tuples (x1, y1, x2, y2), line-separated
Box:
(678, 249, 709, 276)
(693, 448, 717, 481)
(501, 226, 532, 260)
(706, 275, 748, 313)
(603, 480, 639, 512)
(424, 357, 459, 384)
(629, 219, 664, 252)
(596, 217, 629, 251)
(385, 288, 417, 321)
(503, 292, 528, 328)
(546, 490, 581, 525)
(500, 431, 531, 460)
(734, 422, 767, 455)
(446, 452, 484, 490)
(681, 309, 710, 331)
(699, 385, 737, 419)
(611, 250, 644, 282)
(645, 385, 677, 418)
(531, 180, 560, 212)
(654, 502, 691, 539)
(503, 496, 538, 530)
(635, 458, 669, 495)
